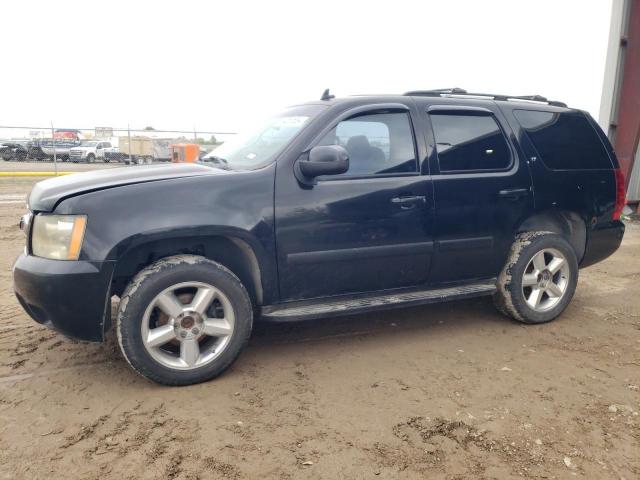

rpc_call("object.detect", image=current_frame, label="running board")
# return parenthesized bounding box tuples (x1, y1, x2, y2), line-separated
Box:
(261, 280, 497, 322)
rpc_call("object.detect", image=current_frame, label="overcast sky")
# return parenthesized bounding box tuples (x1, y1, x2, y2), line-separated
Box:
(2, 0, 613, 136)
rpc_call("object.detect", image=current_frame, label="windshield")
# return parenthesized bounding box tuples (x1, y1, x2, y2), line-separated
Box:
(80, 141, 98, 147)
(201, 104, 325, 170)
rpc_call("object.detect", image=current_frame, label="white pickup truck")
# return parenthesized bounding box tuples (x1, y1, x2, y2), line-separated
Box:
(68, 140, 114, 163)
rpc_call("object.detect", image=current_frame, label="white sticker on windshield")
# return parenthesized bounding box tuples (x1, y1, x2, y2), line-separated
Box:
(273, 116, 309, 127)
(246, 153, 257, 160)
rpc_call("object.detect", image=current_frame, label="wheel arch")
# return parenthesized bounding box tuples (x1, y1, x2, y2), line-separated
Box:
(110, 233, 268, 308)
(516, 210, 587, 262)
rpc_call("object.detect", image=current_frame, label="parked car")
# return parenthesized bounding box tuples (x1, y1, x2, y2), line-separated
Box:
(69, 140, 113, 163)
(1, 141, 30, 161)
(36, 138, 82, 161)
(27, 143, 50, 161)
(0, 143, 8, 161)
(13, 89, 626, 385)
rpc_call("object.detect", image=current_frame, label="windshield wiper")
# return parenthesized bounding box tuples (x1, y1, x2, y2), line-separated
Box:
(200, 155, 230, 170)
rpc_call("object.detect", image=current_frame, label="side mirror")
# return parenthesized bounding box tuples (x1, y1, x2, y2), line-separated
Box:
(299, 145, 349, 178)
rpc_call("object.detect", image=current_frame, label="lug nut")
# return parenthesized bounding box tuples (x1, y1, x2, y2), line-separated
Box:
(192, 328, 200, 335)
(179, 331, 187, 338)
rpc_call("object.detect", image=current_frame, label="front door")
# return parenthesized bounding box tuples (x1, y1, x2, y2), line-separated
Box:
(275, 107, 435, 301)
(419, 102, 534, 283)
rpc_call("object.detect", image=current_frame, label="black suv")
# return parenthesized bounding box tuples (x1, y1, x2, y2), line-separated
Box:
(13, 89, 626, 385)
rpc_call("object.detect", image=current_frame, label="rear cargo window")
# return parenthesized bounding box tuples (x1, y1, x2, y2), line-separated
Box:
(513, 110, 611, 170)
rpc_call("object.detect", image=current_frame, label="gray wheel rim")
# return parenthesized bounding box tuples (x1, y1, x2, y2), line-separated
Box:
(522, 248, 570, 312)
(141, 281, 235, 370)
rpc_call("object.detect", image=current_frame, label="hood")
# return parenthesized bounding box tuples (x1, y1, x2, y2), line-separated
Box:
(29, 163, 226, 212)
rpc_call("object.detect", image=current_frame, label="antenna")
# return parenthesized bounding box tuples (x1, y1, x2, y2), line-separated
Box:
(320, 89, 335, 101)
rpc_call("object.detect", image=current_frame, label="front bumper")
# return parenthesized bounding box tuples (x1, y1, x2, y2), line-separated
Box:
(13, 253, 115, 341)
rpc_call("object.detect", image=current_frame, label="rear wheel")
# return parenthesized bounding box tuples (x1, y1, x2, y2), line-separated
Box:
(117, 255, 253, 385)
(494, 231, 578, 324)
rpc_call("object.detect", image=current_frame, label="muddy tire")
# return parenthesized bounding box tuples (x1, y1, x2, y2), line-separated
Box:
(494, 231, 578, 324)
(117, 255, 253, 386)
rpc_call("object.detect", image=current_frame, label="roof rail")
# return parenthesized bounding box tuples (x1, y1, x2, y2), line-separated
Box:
(404, 88, 468, 96)
(403, 89, 567, 108)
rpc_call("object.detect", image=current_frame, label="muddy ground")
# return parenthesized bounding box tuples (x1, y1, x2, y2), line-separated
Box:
(0, 166, 638, 479)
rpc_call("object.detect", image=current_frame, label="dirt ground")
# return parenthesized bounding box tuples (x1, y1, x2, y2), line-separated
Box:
(0, 166, 638, 479)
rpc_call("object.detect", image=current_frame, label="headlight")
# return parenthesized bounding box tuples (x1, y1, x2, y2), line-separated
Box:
(32, 215, 87, 260)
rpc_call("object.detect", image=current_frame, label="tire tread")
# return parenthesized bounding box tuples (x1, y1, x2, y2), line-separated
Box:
(494, 231, 577, 324)
(116, 255, 252, 386)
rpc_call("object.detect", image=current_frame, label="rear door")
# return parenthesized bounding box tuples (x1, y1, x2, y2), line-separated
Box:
(418, 101, 534, 282)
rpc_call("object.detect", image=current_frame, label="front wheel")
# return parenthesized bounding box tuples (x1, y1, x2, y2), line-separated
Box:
(117, 255, 253, 385)
(494, 231, 578, 324)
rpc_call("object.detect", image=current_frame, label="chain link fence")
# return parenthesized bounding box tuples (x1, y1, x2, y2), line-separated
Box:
(0, 125, 236, 169)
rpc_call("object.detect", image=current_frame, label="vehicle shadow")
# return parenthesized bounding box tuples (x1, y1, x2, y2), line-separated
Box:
(249, 296, 509, 347)
(89, 295, 511, 385)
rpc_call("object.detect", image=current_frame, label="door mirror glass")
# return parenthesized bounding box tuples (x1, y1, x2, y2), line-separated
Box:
(299, 145, 349, 178)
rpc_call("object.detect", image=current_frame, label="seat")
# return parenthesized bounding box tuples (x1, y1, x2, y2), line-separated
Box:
(345, 135, 386, 174)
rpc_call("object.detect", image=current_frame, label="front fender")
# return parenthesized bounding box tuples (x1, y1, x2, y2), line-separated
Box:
(54, 166, 278, 300)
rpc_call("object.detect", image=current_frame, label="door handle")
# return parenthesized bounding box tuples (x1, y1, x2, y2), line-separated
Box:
(391, 195, 426, 209)
(498, 188, 529, 200)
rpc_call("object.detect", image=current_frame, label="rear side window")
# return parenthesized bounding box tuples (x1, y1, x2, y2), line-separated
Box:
(429, 113, 511, 172)
(513, 110, 611, 170)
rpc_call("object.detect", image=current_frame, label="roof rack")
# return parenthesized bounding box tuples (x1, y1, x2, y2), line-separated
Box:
(403, 88, 567, 108)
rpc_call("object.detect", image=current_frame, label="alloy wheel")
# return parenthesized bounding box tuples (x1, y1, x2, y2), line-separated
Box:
(521, 248, 570, 312)
(141, 281, 235, 370)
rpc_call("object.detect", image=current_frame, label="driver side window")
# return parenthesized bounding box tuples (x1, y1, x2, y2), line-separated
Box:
(318, 112, 417, 176)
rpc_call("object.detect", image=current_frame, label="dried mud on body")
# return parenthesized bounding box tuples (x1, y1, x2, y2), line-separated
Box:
(0, 177, 638, 479)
